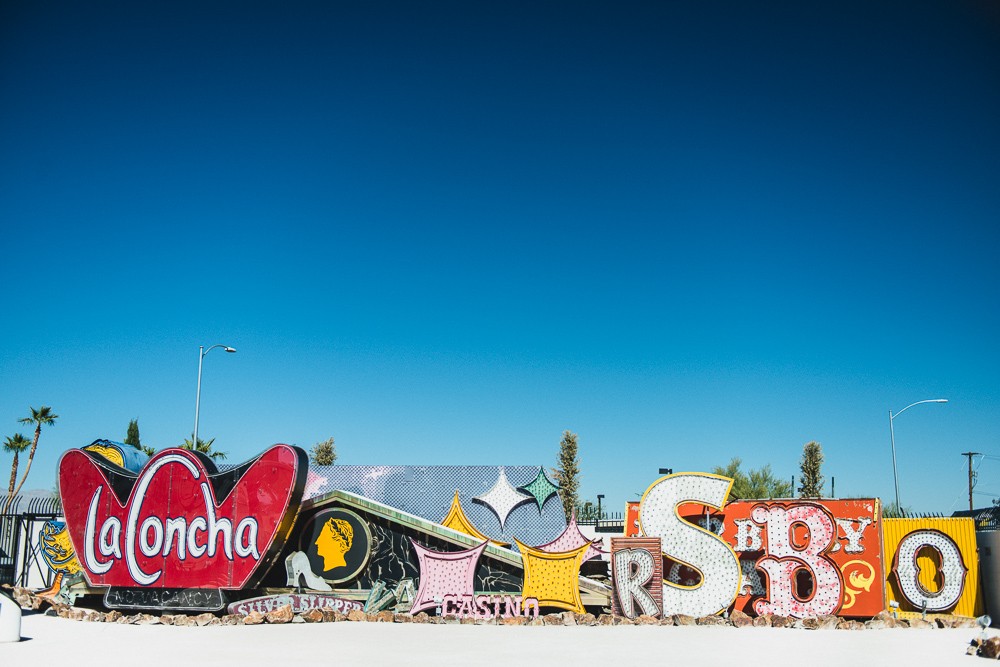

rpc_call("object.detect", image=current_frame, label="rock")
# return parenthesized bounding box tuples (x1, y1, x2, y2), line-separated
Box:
(837, 619, 864, 630)
(441, 615, 460, 624)
(615, 616, 634, 625)
(864, 619, 888, 630)
(301, 608, 324, 623)
(393, 613, 412, 623)
(696, 615, 726, 626)
(895, 618, 911, 628)
(292, 616, 306, 623)
(529, 617, 545, 626)
(673, 614, 696, 626)
(193, 612, 218, 626)
(934, 617, 955, 629)
(137, 614, 162, 625)
(411, 613, 429, 624)
(635, 615, 659, 626)
(980, 636, 1000, 659)
(730, 610, 753, 628)
(575, 612, 597, 626)
(561, 611, 577, 626)
(346, 609, 367, 622)
(126, 614, 142, 624)
(221, 614, 244, 626)
(104, 610, 123, 623)
(374, 610, 395, 623)
(597, 614, 616, 626)
(13, 586, 32, 608)
(83, 611, 106, 623)
(802, 615, 838, 630)
(908, 618, 934, 629)
(502, 616, 528, 626)
(243, 611, 265, 625)
(542, 614, 564, 626)
(173, 615, 194, 627)
(953, 617, 978, 629)
(873, 611, 898, 628)
(770, 615, 793, 628)
(68, 608, 86, 622)
(265, 605, 293, 624)
(753, 615, 772, 627)
(460, 617, 477, 625)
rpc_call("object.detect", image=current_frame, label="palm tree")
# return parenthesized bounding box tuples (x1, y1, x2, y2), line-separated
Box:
(3, 433, 31, 510)
(181, 436, 227, 461)
(4, 406, 58, 512)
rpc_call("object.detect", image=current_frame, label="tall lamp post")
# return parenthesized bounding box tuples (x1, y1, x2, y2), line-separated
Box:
(889, 398, 948, 512)
(193, 344, 236, 451)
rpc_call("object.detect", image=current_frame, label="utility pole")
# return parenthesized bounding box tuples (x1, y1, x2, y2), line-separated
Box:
(962, 452, 981, 511)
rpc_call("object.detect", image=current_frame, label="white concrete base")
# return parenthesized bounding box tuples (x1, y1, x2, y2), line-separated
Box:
(0, 591, 22, 643)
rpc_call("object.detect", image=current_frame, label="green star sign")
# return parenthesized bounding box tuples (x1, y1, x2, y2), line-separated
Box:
(519, 467, 561, 512)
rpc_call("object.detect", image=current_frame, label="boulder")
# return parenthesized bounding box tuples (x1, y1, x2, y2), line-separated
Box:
(502, 616, 528, 626)
(730, 610, 753, 628)
(908, 618, 934, 629)
(393, 613, 413, 623)
(980, 636, 1000, 659)
(752, 615, 772, 627)
(265, 605, 293, 624)
(411, 613, 429, 624)
(770, 615, 793, 628)
(193, 612, 218, 626)
(243, 611, 265, 625)
(574, 612, 597, 626)
(696, 615, 726, 626)
(346, 609, 367, 622)
(802, 615, 838, 630)
(673, 614, 696, 626)
(301, 608, 324, 623)
(374, 610, 395, 623)
(635, 615, 659, 626)
(561, 611, 578, 626)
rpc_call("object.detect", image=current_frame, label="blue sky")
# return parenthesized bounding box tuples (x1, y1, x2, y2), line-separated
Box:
(2, 1, 998, 515)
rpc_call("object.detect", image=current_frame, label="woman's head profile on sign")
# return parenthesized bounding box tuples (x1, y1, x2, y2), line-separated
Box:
(315, 517, 354, 570)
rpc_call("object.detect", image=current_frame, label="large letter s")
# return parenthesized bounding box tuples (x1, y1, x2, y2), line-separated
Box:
(638, 473, 741, 617)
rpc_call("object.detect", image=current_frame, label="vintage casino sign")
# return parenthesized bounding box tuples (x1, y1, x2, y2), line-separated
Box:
(58, 444, 307, 600)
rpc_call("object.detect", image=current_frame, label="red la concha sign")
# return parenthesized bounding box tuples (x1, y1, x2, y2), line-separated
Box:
(59, 444, 307, 590)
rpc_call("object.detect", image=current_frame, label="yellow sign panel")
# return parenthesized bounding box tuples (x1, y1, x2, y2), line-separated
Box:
(882, 517, 983, 618)
(516, 538, 591, 614)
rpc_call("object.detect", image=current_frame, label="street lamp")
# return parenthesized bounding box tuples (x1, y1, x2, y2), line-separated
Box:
(889, 398, 948, 512)
(193, 344, 236, 451)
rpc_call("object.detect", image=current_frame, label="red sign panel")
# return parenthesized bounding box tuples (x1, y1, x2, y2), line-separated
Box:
(59, 445, 306, 590)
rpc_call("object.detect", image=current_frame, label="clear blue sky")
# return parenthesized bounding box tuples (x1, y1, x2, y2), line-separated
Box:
(2, 1, 998, 515)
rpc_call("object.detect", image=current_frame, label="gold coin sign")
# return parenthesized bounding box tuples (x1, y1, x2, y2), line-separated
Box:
(300, 508, 372, 584)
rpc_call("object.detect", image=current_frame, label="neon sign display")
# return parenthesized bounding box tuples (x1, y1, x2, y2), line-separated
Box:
(59, 444, 307, 591)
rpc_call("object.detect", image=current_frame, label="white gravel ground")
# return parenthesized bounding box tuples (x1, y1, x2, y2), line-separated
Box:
(2, 610, 990, 667)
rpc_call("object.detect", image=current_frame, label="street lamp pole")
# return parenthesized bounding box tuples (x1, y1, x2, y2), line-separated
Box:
(193, 344, 236, 450)
(889, 398, 948, 512)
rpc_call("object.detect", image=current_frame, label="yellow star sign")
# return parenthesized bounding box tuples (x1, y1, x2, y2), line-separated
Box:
(515, 538, 591, 614)
(440, 491, 510, 548)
